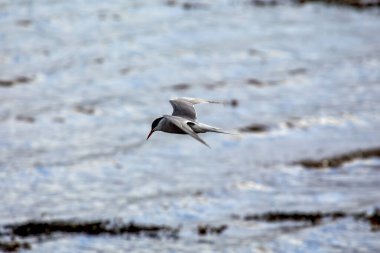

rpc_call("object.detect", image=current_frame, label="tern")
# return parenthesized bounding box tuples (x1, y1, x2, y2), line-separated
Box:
(146, 97, 230, 147)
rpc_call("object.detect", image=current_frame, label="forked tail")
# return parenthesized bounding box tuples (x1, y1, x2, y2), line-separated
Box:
(195, 122, 235, 135)
(209, 128, 235, 134)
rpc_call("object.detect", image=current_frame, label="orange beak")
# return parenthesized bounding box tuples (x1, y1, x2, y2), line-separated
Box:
(146, 130, 154, 140)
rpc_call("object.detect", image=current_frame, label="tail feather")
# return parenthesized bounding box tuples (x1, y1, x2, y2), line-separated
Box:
(195, 123, 235, 134)
(209, 128, 234, 134)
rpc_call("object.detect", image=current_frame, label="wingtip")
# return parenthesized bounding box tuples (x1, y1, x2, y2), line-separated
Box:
(170, 97, 223, 105)
(198, 138, 211, 148)
(196, 136, 211, 148)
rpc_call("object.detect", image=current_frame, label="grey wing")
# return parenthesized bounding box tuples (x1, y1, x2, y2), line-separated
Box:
(170, 99, 197, 120)
(169, 97, 222, 120)
(163, 115, 210, 148)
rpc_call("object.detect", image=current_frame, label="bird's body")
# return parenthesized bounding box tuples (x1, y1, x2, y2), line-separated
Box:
(147, 97, 230, 147)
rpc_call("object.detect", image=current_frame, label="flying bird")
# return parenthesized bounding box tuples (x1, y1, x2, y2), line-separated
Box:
(146, 97, 230, 147)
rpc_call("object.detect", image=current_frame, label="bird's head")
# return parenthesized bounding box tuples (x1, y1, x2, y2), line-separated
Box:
(146, 117, 164, 140)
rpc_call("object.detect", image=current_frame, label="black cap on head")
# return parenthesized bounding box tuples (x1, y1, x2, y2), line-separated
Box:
(151, 117, 163, 130)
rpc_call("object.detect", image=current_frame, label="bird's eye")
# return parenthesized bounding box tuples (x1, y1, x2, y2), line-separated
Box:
(152, 117, 163, 129)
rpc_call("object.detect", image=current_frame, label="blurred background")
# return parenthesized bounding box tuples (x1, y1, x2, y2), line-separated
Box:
(1, 0, 380, 252)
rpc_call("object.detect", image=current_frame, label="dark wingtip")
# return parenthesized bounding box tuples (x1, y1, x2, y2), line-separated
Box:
(202, 141, 211, 148)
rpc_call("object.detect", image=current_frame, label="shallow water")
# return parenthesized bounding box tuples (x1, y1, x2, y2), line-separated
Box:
(1, 0, 380, 252)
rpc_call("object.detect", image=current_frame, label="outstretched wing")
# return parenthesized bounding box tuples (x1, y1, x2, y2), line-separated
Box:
(169, 97, 221, 120)
(163, 115, 210, 148)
